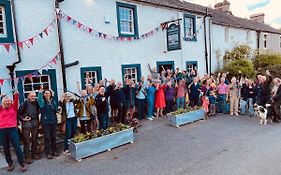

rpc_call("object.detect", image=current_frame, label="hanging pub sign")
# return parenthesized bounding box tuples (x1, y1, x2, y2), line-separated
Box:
(166, 23, 181, 51)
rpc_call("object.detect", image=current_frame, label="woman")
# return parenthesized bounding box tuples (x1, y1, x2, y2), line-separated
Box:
(175, 79, 186, 109)
(272, 78, 281, 123)
(217, 77, 229, 113)
(189, 77, 201, 107)
(38, 87, 59, 159)
(165, 81, 175, 113)
(95, 86, 110, 130)
(247, 79, 255, 117)
(59, 92, 78, 155)
(155, 81, 166, 117)
(228, 77, 239, 116)
(146, 81, 156, 120)
(0, 91, 27, 172)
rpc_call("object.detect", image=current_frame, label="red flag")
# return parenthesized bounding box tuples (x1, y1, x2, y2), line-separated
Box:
(52, 57, 57, 64)
(43, 28, 48, 36)
(29, 38, 34, 45)
(128, 37, 132, 41)
(3, 44, 10, 52)
(26, 74, 33, 81)
(67, 16, 71, 22)
(78, 22, 82, 29)
(18, 42, 24, 49)
(0, 79, 4, 86)
(88, 28, 93, 33)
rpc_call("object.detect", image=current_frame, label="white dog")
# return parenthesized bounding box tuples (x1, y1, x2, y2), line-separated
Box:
(257, 106, 268, 125)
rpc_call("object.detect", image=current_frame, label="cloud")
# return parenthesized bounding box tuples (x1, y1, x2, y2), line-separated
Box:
(184, 0, 281, 29)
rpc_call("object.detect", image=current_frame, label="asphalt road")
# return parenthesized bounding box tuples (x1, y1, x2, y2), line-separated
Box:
(1, 114, 281, 175)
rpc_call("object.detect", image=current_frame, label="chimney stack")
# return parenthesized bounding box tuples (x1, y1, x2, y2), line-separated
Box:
(214, 0, 232, 15)
(250, 13, 265, 23)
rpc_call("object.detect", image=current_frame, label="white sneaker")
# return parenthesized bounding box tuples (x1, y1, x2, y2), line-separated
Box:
(230, 113, 233, 116)
(235, 113, 239, 116)
(148, 118, 153, 121)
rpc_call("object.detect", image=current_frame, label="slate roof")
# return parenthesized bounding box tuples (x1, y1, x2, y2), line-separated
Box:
(132, 0, 281, 34)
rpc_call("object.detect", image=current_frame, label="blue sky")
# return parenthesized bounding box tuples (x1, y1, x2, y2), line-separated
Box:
(186, 0, 281, 29)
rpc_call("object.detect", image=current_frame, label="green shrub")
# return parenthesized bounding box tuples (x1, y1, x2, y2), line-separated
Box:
(223, 45, 252, 62)
(223, 59, 255, 78)
(253, 54, 281, 69)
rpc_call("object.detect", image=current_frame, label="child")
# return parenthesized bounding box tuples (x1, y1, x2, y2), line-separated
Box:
(202, 95, 210, 118)
(209, 91, 217, 116)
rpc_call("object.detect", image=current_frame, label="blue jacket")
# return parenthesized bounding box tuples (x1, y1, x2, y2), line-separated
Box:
(38, 92, 57, 125)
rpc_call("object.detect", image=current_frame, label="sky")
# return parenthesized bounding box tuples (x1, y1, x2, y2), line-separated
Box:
(185, 0, 281, 29)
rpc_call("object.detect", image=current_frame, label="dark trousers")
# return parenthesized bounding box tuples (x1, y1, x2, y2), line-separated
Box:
(98, 113, 109, 130)
(190, 97, 199, 107)
(116, 103, 124, 123)
(166, 99, 174, 113)
(80, 119, 92, 134)
(273, 102, 281, 120)
(22, 126, 38, 158)
(137, 98, 145, 120)
(64, 117, 77, 151)
(42, 124, 57, 156)
(0, 127, 25, 166)
(210, 104, 216, 115)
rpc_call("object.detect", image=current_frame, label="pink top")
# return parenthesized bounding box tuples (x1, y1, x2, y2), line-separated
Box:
(218, 83, 228, 95)
(176, 83, 186, 98)
(0, 94, 19, 129)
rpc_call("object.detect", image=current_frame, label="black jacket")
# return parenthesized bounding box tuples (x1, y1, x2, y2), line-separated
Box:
(273, 85, 281, 104)
(18, 100, 40, 128)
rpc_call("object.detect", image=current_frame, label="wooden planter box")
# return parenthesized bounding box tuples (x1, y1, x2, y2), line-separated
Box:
(69, 128, 134, 161)
(167, 109, 205, 128)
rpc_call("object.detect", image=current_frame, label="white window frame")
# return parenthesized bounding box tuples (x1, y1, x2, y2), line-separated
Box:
(84, 71, 98, 85)
(22, 75, 51, 100)
(124, 67, 138, 83)
(0, 6, 7, 38)
(184, 17, 194, 38)
(263, 33, 268, 49)
(119, 7, 135, 35)
(225, 27, 229, 43)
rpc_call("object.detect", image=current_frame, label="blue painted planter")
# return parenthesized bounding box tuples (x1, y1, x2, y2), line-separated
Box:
(69, 128, 134, 161)
(167, 109, 205, 127)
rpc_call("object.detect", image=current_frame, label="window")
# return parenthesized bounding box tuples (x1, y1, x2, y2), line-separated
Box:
(16, 69, 58, 103)
(22, 75, 50, 99)
(279, 35, 281, 48)
(80, 67, 102, 89)
(263, 33, 268, 48)
(0, 6, 7, 37)
(121, 64, 141, 83)
(117, 2, 138, 37)
(186, 61, 198, 74)
(156, 61, 175, 73)
(184, 14, 196, 41)
(225, 27, 229, 43)
(246, 30, 251, 43)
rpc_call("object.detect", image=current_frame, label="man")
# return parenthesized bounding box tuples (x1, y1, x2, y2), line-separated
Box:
(18, 92, 41, 164)
(272, 78, 281, 123)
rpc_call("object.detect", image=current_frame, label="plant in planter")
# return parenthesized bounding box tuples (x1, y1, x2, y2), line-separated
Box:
(168, 106, 201, 117)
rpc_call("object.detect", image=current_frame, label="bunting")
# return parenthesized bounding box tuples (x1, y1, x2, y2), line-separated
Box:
(0, 19, 56, 53)
(0, 53, 61, 85)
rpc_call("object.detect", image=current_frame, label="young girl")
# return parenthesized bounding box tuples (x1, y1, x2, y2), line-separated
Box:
(202, 95, 210, 117)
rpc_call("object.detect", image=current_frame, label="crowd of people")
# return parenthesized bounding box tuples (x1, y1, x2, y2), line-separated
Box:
(0, 64, 281, 173)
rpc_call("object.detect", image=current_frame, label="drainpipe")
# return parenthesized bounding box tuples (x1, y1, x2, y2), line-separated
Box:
(208, 16, 212, 74)
(203, 8, 212, 74)
(257, 30, 261, 55)
(6, 0, 21, 89)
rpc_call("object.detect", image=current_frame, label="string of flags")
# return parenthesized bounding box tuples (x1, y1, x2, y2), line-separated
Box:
(0, 19, 57, 53)
(0, 53, 61, 86)
(58, 10, 168, 42)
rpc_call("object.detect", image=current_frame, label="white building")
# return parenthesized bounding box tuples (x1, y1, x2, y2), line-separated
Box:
(0, 0, 280, 103)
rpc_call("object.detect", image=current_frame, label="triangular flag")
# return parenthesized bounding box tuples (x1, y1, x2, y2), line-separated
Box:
(52, 58, 57, 64)
(32, 71, 39, 77)
(67, 16, 71, 22)
(20, 77, 25, 82)
(88, 28, 93, 33)
(24, 41, 31, 49)
(51, 20, 56, 28)
(26, 74, 33, 81)
(98, 33, 102, 37)
(39, 32, 43, 39)
(37, 69, 43, 75)
(56, 55, 60, 61)
(29, 38, 34, 45)
(72, 20, 77, 25)
(11, 44, 17, 51)
(0, 79, 4, 86)
(18, 42, 24, 49)
(4, 44, 10, 52)
(77, 22, 82, 29)
(43, 28, 49, 36)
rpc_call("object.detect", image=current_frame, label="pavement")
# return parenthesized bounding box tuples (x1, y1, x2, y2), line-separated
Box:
(1, 114, 281, 175)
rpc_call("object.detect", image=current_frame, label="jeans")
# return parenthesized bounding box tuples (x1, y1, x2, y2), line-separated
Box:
(98, 113, 109, 130)
(0, 127, 25, 166)
(240, 100, 248, 115)
(42, 124, 57, 156)
(64, 117, 77, 151)
(147, 98, 154, 118)
(248, 98, 254, 115)
(80, 119, 92, 134)
(22, 126, 39, 158)
(218, 94, 227, 113)
(137, 98, 145, 120)
(176, 97, 185, 109)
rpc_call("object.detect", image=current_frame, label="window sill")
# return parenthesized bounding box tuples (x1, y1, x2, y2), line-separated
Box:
(184, 37, 197, 42)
